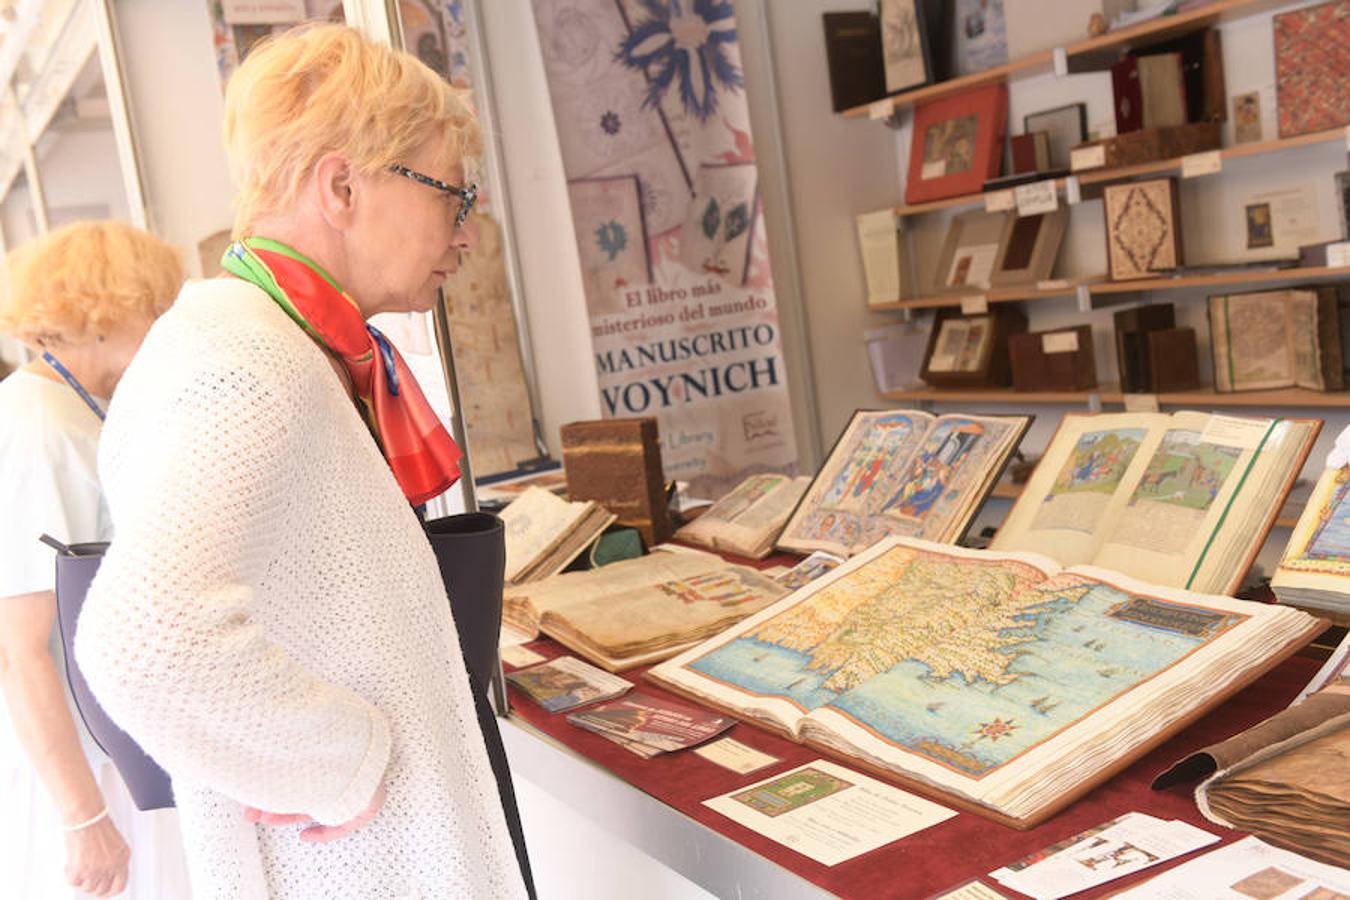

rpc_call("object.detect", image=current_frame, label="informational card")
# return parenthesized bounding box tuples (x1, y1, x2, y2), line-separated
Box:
(927, 881, 1011, 900)
(692, 737, 780, 774)
(567, 691, 734, 754)
(500, 644, 546, 668)
(506, 656, 632, 712)
(704, 759, 955, 866)
(990, 812, 1218, 900)
(1113, 836, 1350, 898)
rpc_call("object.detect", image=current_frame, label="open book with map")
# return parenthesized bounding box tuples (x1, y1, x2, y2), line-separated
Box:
(990, 412, 1319, 595)
(675, 473, 812, 558)
(501, 486, 616, 584)
(777, 409, 1030, 557)
(1272, 465, 1350, 618)
(648, 537, 1323, 828)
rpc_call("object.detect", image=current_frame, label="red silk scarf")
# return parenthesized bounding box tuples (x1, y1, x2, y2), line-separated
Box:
(223, 237, 462, 505)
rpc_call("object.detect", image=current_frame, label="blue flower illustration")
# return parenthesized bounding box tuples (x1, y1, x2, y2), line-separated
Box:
(616, 0, 741, 122)
(596, 220, 628, 261)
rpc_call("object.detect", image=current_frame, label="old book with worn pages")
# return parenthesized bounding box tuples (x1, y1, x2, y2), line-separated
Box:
(1209, 288, 1345, 393)
(675, 473, 811, 559)
(777, 409, 1030, 557)
(648, 536, 1323, 828)
(500, 486, 616, 584)
(990, 412, 1320, 596)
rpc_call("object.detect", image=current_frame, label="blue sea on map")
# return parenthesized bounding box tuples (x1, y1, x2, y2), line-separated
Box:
(690, 583, 1223, 776)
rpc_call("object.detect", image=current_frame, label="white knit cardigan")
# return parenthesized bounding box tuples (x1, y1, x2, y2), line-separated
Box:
(77, 279, 527, 900)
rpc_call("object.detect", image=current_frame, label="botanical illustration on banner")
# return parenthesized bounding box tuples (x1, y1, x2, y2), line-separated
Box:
(532, 0, 798, 494)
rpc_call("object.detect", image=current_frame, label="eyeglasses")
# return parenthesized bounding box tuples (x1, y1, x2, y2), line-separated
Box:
(388, 164, 478, 227)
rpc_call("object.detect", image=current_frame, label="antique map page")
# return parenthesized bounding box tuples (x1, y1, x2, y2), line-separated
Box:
(650, 537, 1320, 821)
(779, 410, 1026, 557)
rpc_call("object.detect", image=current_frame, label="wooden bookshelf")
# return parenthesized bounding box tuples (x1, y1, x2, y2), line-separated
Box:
(870, 266, 1350, 312)
(1088, 265, 1350, 296)
(892, 129, 1347, 220)
(881, 383, 1350, 409)
(844, 0, 1301, 119)
(869, 282, 1078, 312)
(988, 478, 1304, 528)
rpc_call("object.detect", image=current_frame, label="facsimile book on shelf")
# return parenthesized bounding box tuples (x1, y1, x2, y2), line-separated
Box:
(648, 536, 1323, 829)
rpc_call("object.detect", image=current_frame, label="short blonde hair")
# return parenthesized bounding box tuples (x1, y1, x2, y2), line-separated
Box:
(0, 221, 184, 346)
(223, 24, 482, 236)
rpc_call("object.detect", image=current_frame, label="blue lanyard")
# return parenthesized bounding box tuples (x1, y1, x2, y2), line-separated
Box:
(42, 351, 106, 421)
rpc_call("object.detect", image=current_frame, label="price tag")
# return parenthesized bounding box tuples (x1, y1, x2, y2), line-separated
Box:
(1181, 150, 1222, 178)
(1329, 242, 1350, 268)
(1075, 284, 1092, 313)
(960, 294, 989, 315)
(869, 100, 892, 121)
(1071, 145, 1106, 171)
(1053, 47, 1068, 77)
(1014, 180, 1059, 216)
(984, 189, 1015, 213)
(1124, 394, 1160, 413)
(1065, 175, 1082, 205)
(1042, 331, 1079, 354)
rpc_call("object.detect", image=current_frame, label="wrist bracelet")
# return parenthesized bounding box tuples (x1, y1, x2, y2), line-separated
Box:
(63, 807, 109, 832)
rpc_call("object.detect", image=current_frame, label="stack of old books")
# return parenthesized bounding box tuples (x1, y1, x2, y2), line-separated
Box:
(501, 486, 615, 584)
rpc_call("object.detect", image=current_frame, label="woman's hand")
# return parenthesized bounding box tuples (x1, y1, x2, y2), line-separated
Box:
(64, 817, 130, 896)
(243, 779, 387, 843)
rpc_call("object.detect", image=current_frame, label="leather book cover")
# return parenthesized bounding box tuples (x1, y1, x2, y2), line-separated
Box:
(1113, 303, 1176, 393)
(560, 418, 672, 546)
(822, 12, 886, 112)
(1010, 132, 1050, 174)
(1146, 328, 1200, 392)
(1111, 56, 1144, 134)
(1008, 325, 1096, 392)
(1315, 287, 1345, 391)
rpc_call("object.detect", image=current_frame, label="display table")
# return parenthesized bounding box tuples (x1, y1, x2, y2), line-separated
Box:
(502, 638, 1323, 900)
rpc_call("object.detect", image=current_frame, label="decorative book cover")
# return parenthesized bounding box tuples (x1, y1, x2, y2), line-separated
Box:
(1103, 178, 1182, 281)
(777, 409, 1030, 557)
(1209, 289, 1343, 393)
(567, 176, 653, 318)
(678, 163, 758, 285)
(1275, 1, 1350, 138)
(648, 536, 1323, 828)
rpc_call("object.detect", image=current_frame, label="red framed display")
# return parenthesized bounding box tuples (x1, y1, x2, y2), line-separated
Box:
(905, 83, 1009, 205)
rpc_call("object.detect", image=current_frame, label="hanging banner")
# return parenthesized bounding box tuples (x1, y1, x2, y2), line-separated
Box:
(531, 0, 798, 496)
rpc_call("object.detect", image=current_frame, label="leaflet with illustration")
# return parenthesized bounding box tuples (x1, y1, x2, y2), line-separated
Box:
(504, 656, 632, 712)
(566, 691, 734, 757)
(1113, 836, 1350, 898)
(648, 536, 1322, 827)
(991, 411, 1319, 595)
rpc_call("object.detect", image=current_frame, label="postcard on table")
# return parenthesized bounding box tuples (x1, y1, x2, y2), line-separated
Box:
(703, 759, 955, 866)
(505, 656, 632, 713)
(565, 691, 735, 753)
(989, 811, 1217, 899)
(691, 737, 780, 775)
(1112, 836, 1350, 898)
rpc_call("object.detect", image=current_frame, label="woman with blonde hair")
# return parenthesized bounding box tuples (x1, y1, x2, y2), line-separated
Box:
(76, 23, 530, 899)
(0, 220, 190, 898)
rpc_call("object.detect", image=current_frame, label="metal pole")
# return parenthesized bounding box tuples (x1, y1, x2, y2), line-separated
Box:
(432, 287, 508, 714)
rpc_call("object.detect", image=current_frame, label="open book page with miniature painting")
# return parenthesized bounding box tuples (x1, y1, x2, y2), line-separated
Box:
(675, 473, 812, 558)
(776, 409, 1031, 557)
(648, 536, 1322, 828)
(1272, 464, 1350, 618)
(500, 486, 616, 584)
(990, 412, 1320, 596)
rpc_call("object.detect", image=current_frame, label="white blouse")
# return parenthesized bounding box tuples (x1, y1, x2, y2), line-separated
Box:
(78, 279, 526, 899)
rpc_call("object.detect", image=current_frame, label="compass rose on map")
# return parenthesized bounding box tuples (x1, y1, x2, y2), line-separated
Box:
(972, 717, 1019, 743)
